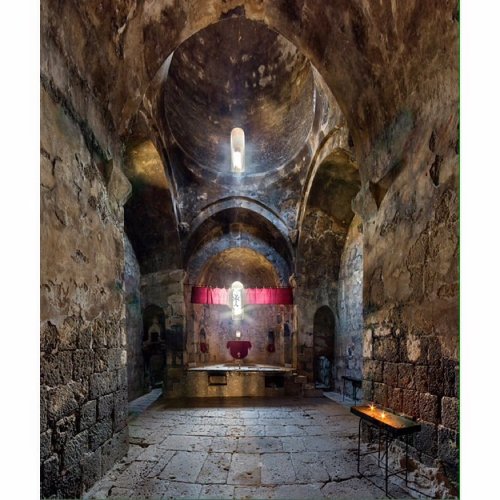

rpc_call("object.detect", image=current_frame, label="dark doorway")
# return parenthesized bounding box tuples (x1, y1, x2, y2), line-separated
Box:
(313, 306, 335, 389)
(142, 305, 166, 388)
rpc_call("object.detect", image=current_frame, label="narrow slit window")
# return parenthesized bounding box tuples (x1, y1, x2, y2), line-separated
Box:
(231, 281, 244, 319)
(231, 128, 245, 173)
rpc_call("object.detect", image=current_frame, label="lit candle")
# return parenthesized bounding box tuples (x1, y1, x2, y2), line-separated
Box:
(370, 403, 375, 411)
(381, 411, 386, 419)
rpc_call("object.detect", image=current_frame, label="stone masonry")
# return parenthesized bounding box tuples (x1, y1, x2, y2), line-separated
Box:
(41, 84, 129, 497)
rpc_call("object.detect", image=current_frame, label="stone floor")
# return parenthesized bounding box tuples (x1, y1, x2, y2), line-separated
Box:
(85, 394, 420, 499)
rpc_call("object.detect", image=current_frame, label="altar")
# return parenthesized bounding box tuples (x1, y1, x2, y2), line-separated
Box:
(164, 362, 295, 398)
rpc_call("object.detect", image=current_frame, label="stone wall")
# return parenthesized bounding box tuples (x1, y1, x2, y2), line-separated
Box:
(124, 235, 144, 401)
(334, 214, 364, 392)
(41, 86, 128, 497)
(141, 268, 187, 382)
(360, 108, 459, 482)
(296, 208, 346, 380)
(141, 269, 186, 330)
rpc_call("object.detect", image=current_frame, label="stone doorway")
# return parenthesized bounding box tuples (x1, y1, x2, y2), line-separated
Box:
(142, 305, 167, 389)
(313, 306, 335, 389)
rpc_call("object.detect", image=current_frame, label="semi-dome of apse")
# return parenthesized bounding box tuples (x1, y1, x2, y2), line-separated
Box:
(164, 17, 315, 179)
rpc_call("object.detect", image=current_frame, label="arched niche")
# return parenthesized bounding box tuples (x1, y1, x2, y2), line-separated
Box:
(123, 140, 182, 274)
(186, 232, 291, 288)
(198, 247, 280, 289)
(142, 304, 166, 343)
(142, 304, 167, 389)
(187, 247, 291, 366)
(184, 202, 293, 271)
(313, 306, 335, 388)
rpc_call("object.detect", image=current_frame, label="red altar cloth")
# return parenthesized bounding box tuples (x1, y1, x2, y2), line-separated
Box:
(226, 340, 252, 359)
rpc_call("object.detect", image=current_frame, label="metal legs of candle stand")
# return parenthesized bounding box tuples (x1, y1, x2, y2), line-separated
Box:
(355, 421, 402, 498)
(405, 434, 409, 486)
(357, 418, 361, 474)
(385, 431, 389, 496)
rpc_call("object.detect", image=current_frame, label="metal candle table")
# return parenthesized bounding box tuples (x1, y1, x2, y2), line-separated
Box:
(351, 405, 421, 497)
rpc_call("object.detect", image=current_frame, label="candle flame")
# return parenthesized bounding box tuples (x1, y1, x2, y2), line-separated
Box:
(381, 411, 386, 418)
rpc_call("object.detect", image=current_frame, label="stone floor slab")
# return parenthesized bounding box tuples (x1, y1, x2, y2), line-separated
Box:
(242, 425, 266, 436)
(85, 395, 419, 499)
(234, 485, 275, 499)
(320, 477, 386, 499)
(291, 451, 330, 483)
(158, 450, 207, 483)
(236, 436, 283, 453)
(208, 437, 239, 453)
(280, 436, 306, 452)
(199, 483, 236, 499)
(159, 434, 213, 451)
(113, 461, 155, 488)
(226, 453, 261, 486)
(260, 452, 296, 485)
(196, 452, 232, 484)
(273, 482, 326, 499)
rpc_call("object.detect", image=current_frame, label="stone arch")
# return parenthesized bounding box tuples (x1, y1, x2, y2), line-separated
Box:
(142, 304, 166, 343)
(298, 148, 359, 232)
(184, 199, 294, 269)
(197, 247, 280, 289)
(187, 232, 291, 287)
(123, 140, 182, 273)
(313, 305, 335, 388)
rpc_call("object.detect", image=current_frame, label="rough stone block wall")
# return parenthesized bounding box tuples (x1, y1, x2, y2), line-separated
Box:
(360, 107, 459, 483)
(124, 235, 143, 401)
(334, 214, 363, 392)
(362, 318, 458, 481)
(41, 86, 128, 498)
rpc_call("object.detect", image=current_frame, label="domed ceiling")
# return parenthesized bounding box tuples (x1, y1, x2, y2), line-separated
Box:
(164, 18, 315, 177)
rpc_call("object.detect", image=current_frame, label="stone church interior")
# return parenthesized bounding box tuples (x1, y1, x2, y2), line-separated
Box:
(40, 1, 458, 498)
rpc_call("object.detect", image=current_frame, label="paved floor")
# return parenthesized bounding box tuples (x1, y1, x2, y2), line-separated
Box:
(85, 394, 416, 499)
(128, 388, 162, 419)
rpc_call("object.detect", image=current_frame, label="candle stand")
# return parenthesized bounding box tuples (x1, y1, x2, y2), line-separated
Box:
(351, 405, 421, 497)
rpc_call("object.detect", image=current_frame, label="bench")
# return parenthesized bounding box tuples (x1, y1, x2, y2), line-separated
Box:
(342, 375, 362, 404)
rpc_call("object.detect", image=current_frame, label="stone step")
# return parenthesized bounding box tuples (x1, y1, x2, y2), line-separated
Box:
(303, 387, 324, 397)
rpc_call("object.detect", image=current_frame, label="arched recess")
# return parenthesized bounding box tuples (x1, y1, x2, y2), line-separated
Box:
(186, 247, 292, 367)
(187, 232, 291, 287)
(313, 306, 335, 388)
(184, 202, 293, 270)
(296, 148, 361, 293)
(295, 148, 361, 382)
(123, 140, 182, 274)
(142, 305, 167, 388)
(298, 148, 358, 231)
(197, 247, 280, 288)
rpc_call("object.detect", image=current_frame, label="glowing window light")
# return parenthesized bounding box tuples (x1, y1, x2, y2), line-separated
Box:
(231, 128, 245, 173)
(231, 281, 244, 319)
